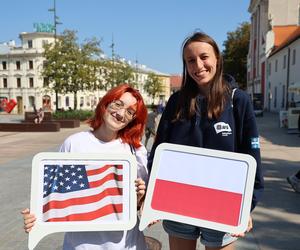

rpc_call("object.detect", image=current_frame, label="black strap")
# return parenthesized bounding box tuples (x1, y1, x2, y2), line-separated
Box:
(129, 144, 136, 155)
(231, 88, 240, 152)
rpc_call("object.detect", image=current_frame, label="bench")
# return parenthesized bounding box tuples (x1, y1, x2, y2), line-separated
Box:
(0, 122, 60, 132)
(25, 111, 52, 122)
(24, 112, 80, 128)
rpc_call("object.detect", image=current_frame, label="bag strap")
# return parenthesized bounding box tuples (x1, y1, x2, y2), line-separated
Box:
(129, 144, 136, 155)
(231, 88, 239, 152)
(231, 88, 237, 108)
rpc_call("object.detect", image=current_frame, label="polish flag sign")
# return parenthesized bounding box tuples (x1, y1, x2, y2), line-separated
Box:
(139, 143, 257, 234)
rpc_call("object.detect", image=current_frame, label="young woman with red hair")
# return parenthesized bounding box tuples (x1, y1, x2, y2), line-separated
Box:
(22, 84, 149, 250)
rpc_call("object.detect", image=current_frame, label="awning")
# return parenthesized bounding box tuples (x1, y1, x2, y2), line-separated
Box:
(288, 82, 300, 94)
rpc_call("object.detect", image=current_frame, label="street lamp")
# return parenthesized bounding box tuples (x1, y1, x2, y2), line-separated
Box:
(48, 0, 62, 111)
(48, 0, 62, 42)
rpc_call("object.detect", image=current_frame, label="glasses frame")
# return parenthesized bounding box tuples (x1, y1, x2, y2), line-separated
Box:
(107, 100, 136, 122)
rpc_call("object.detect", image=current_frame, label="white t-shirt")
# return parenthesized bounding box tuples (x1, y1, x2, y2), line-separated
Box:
(59, 131, 148, 250)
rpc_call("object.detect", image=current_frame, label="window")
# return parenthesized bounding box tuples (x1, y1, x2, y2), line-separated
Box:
(65, 96, 70, 107)
(2, 61, 7, 70)
(28, 40, 33, 48)
(16, 61, 21, 70)
(292, 49, 296, 65)
(43, 77, 49, 87)
(28, 96, 35, 107)
(281, 85, 285, 108)
(275, 59, 278, 72)
(80, 97, 84, 107)
(42, 40, 48, 47)
(3, 78, 7, 88)
(17, 78, 21, 88)
(274, 86, 277, 108)
(29, 60, 33, 69)
(29, 78, 34, 88)
(268, 63, 271, 75)
(86, 96, 90, 106)
(283, 55, 286, 69)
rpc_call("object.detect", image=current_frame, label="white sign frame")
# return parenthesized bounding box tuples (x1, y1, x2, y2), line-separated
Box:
(29, 152, 137, 250)
(139, 143, 257, 234)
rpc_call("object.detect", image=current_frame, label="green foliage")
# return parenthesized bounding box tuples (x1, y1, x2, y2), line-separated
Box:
(222, 22, 250, 89)
(143, 72, 164, 104)
(100, 58, 135, 90)
(53, 109, 94, 121)
(42, 30, 103, 110)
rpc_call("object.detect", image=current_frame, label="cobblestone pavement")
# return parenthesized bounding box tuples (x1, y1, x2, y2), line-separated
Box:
(0, 112, 299, 250)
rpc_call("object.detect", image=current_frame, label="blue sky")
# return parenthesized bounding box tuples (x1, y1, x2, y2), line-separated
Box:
(0, 0, 250, 74)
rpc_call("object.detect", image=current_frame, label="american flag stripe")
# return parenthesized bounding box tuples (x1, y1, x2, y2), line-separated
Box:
(89, 173, 123, 188)
(42, 180, 122, 203)
(89, 212, 123, 222)
(87, 164, 123, 176)
(43, 195, 123, 221)
(46, 203, 123, 222)
(43, 187, 122, 213)
(87, 166, 123, 182)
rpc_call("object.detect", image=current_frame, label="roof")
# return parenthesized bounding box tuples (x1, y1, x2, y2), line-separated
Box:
(0, 44, 10, 55)
(170, 75, 182, 89)
(136, 64, 170, 76)
(270, 25, 300, 56)
(19, 32, 55, 40)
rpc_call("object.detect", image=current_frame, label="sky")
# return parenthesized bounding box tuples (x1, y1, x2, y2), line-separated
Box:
(0, 0, 250, 75)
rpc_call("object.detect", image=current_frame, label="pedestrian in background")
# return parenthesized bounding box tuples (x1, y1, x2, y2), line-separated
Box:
(22, 84, 149, 250)
(34, 108, 44, 124)
(148, 31, 264, 250)
(145, 107, 158, 148)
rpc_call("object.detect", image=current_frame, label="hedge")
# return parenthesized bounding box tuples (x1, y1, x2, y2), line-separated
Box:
(53, 110, 95, 121)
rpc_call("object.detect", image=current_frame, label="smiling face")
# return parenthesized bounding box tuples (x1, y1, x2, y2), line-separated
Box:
(184, 41, 218, 89)
(103, 92, 137, 133)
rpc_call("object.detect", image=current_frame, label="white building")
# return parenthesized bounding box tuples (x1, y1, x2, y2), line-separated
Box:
(0, 32, 170, 114)
(247, 0, 300, 111)
(266, 26, 300, 111)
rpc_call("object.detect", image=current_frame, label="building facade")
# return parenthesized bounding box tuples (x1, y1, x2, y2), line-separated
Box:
(267, 27, 300, 111)
(247, 0, 300, 111)
(0, 32, 170, 114)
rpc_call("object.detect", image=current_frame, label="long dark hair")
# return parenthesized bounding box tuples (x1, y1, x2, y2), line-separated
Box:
(175, 32, 230, 120)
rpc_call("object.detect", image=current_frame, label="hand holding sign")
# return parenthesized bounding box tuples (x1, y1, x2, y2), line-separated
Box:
(28, 152, 137, 250)
(139, 143, 257, 234)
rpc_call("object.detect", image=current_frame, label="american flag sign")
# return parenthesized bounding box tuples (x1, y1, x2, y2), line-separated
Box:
(42, 163, 123, 222)
(29, 152, 137, 250)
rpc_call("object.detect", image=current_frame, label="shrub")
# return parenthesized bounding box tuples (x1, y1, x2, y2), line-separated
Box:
(53, 110, 94, 121)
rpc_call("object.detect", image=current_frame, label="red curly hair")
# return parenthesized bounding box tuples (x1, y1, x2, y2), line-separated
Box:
(88, 84, 148, 148)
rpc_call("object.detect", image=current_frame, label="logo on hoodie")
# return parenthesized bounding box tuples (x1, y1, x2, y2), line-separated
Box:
(214, 122, 232, 136)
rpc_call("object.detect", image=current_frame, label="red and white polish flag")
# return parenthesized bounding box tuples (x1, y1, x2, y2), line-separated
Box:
(151, 149, 248, 226)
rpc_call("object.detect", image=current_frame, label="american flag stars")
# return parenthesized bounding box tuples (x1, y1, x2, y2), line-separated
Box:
(43, 164, 89, 197)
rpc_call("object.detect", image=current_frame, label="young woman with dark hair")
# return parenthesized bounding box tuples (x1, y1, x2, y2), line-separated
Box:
(148, 32, 264, 250)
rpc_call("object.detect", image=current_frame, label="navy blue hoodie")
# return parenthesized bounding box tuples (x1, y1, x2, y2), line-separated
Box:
(148, 89, 264, 211)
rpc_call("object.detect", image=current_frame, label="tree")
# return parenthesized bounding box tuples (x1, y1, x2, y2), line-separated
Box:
(42, 30, 102, 110)
(101, 57, 135, 90)
(222, 22, 250, 89)
(144, 72, 164, 104)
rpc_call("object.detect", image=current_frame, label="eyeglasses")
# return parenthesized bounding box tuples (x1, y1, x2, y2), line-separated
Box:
(108, 100, 136, 121)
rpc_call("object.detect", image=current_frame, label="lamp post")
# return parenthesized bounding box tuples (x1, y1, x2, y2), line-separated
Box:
(48, 0, 62, 42)
(48, 0, 62, 111)
(110, 34, 115, 87)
